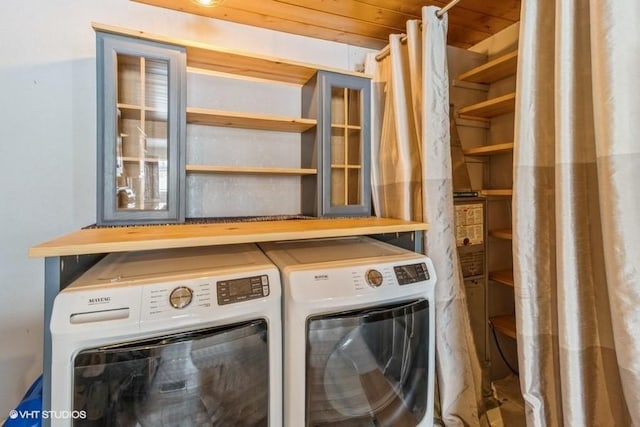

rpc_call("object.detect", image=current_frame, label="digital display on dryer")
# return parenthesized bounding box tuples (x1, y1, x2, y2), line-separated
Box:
(394, 263, 430, 285)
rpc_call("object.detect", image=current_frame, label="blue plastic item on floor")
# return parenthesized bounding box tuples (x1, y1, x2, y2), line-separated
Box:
(3, 375, 42, 427)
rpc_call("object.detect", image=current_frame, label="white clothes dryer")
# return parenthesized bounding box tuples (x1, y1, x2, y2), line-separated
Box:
(259, 236, 437, 427)
(50, 244, 281, 427)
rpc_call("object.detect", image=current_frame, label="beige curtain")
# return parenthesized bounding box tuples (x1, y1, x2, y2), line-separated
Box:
(367, 6, 482, 426)
(514, 0, 640, 425)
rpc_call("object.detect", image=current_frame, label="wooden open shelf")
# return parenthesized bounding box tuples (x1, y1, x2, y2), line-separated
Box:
(186, 107, 317, 132)
(29, 217, 429, 258)
(458, 92, 516, 121)
(489, 269, 514, 287)
(93, 22, 369, 85)
(490, 314, 517, 339)
(458, 50, 518, 84)
(463, 142, 513, 157)
(489, 228, 513, 240)
(480, 189, 513, 197)
(186, 165, 317, 175)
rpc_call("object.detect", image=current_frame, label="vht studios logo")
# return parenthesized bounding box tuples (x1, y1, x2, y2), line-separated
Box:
(8, 409, 87, 420)
(88, 296, 111, 305)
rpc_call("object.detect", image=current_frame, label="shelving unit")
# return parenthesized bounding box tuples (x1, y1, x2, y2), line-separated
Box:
(489, 269, 514, 287)
(489, 314, 517, 339)
(93, 22, 372, 220)
(480, 189, 513, 197)
(458, 50, 518, 84)
(457, 93, 516, 121)
(463, 142, 513, 156)
(489, 229, 513, 240)
(456, 47, 518, 381)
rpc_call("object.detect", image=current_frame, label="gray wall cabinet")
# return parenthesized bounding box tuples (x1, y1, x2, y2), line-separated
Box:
(302, 71, 371, 217)
(96, 31, 186, 225)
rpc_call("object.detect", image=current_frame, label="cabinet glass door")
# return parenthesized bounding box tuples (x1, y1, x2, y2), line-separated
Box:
(97, 33, 185, 225)
(330, 87, 363, 207)
(116, 54, 169, 211)
(319, 71, 371, 217)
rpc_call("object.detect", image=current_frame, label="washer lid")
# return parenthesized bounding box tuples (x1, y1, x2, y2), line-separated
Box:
(259, 236, 415, 268)
(67, 244, 273, 289)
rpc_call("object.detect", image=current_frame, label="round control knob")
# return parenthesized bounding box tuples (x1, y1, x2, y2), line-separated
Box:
(169, 286, 193, 309)
(365, 269, 384, 287)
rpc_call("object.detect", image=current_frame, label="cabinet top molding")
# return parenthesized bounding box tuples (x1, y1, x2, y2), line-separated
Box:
(29, 218, 428, 258)
(92, 23, 370, 85)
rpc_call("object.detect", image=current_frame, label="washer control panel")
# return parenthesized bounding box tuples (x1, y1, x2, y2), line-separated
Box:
(217, 274, 270, 305)
(394, 263, 430, 285)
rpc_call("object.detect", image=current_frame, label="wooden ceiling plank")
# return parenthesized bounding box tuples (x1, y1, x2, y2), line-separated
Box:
(132, 0, 388, 48)
(131, 0, 520, 50)
(273, 0, 419, 29)
(222, 0, 403, 38)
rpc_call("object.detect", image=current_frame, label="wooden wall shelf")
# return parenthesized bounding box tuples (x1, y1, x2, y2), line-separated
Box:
(458, 93, 516, 120)
(186, 165, 318, 175)
(458, 50, 518, 84)
(489, 228, 513, 240)
(490, 314, 517, 339)
(186, 107, 317, 132)
(480, 189, 513, 197)
(93, 22, 369, 85)
(463, 142, 513, 157)
(489, 269, 514, 287)
(29, 218, 429, 258)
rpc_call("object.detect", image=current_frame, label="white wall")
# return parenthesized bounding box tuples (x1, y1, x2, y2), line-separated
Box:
(0, 0, 373, 414)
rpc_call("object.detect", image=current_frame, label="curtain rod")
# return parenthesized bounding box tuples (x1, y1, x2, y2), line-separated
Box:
(374, 0, 463, 62)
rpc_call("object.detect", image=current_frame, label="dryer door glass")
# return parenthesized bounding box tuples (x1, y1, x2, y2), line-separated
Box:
(72, 319, 269, 426)
(306, 299, 429, 426)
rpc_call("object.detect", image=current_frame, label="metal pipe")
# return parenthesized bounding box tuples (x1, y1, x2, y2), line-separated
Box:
(436, 0, 463, 19)
(375, 0, 463, 61)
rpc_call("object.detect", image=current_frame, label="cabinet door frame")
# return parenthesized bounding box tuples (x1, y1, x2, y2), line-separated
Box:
(317, 71, 371, 217)
(96, 32, 186, 225)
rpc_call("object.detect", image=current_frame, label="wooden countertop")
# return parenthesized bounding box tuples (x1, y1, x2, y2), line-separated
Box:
(29, 217, 428, 258)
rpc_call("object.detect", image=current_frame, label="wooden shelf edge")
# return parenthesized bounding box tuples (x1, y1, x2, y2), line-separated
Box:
(186, 107, 317, 132)
(29, 218, 429, 258)
(457, 92, 516, 120)
(463, 142, 514, 156)
(489, 228, 513, 240)
(490, 314, 517, 339)
(489, 268, 514, 287)
(186, 165, 317, 175)
(93, 22, 370, 85)
(480, 189, 513, 197)
(458, 50, 518, 84)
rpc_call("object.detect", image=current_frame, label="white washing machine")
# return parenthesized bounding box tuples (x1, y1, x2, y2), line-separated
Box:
(259, 236, 437, 427)
(49, 244, 281, 427)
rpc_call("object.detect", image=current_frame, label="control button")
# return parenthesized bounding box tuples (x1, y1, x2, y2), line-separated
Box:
(365, 269, 384, 287)
(262, 285, 270, 296)
(261, 275, 269, 285)
(169, 286, 193, 309)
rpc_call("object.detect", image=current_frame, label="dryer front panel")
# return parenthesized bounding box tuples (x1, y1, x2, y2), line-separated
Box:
(71, 319, 269, 426)
(305, 299, 430, 426)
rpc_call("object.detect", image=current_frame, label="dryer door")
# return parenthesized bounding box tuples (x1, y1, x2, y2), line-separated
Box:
(306, 299, 430, 426)
(72, 319, 269, 426)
